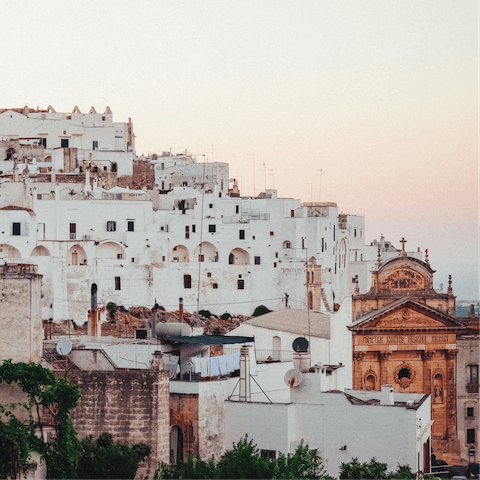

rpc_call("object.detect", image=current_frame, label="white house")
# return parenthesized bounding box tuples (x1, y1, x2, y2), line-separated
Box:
(224, 375, 432, 478)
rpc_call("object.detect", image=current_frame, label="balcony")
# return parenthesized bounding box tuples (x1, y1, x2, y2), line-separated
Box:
(466, 383, 479, 393)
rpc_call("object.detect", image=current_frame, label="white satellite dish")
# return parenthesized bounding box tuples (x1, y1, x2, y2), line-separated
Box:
(56, 338, 72, 355)
(284, 369, 303, 388)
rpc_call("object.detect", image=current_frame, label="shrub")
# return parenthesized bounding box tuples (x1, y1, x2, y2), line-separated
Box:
(253, 305, 271, 317)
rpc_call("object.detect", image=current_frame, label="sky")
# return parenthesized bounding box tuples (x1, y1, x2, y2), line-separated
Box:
(2, 1, 478, 299)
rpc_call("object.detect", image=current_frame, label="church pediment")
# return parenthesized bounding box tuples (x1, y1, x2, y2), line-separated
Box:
(349, 299, 467, 332)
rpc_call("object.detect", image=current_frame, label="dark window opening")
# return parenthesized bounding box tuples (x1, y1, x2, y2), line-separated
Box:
(61, 139, 69, 148)
(254, 256, 260, 265)
(92, 140, 98, 150)
(12, 222, 21, 236)
(229, 253, 234, 265)
(117, 253, 122, 259)
(185, 226, 189, 239)
(467, 429, 476, 444)
(127, 221, 134, 232)
(213, 283, 218, 289)
(209, 204, 213, 208)
(270, 231, 274, 236)
(398, 367, 411, 379)
(69, 223, 76, 240)
(107, 221, 116, 232)
(467, 407, 474, 417)
(467, 365, 478, 384)
(184, 275, 191, 289)
(261, 450, 276, 460)
(207, 272, 212, 277)
(236, 205, 239, 214)
(237, 279, 244, 290)
(239, 230, 245, 239)
(208, 225, 216, 233)
(192, 225, 196, 233)
(115, 277, 121, 290)
(112, 163, 117, 172)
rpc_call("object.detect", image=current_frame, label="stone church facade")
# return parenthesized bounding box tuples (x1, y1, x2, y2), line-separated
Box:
(348, 249, 470, 465)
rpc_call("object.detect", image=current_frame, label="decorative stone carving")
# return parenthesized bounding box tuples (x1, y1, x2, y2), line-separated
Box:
(382, 269, 425, 290)
(422, 351, 434, 360)
(378, 352, 390, 361)
(353, 352, 365, 362)
(394, 362, 415, 389)
(445, 349, 458, 359)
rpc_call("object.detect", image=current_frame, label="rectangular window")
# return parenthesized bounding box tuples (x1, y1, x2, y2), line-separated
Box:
(254, 256, 260, 265)
(107, 221, 116, 232)
(239, 230, 245, 240)
(41, 138, 47, 148)
(161, 181, 165, 189)
(209, 225, 216, 233)
(199, 254, 204, 262)
(467, 365, 479, 384)
(192, 225, 196, 233)
(270, 231, 274, 236)
(274, 262, 277, 268)
(112, 163, 117, 172)
(236, 205, 239, 214)
(115, 277, 121, 290)
(237, 279, 244, 290)
(61, 139, 69, 148)
(213, 283, 218, 289)
(209, 204, 213, 208)
(333, 225, 335, 241)
(207, 272, 212, 277)
(12, 223, 21, 236)
(322, 238, 324, 252)
(185, 226, 190, 239)
(291, 210, 294, 217)
(467, 407, 474, 417)
(117, 253, 123, 259)
(69, 223, 76, 240)
(184, 275, 191, 289)
(127, 221, 134, 232)
(467, 429, 476, 444)
(92, 140, 98, 150)
(102, 116, 106, 121)
(261, 450, 276, 460)
(162, 256, 165, 261)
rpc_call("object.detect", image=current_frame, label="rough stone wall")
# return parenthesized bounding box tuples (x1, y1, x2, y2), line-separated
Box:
(0, 264, 43, 363)
(118, 160, 155, 190)
(0, 140, 45, 163)
(69, 367, 170, 478)
(170, 393, 200, 458)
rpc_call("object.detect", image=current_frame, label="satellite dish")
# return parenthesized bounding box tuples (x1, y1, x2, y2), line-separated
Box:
(292, 337, 309, 352)
(56, 338, 72, 355)
(284, 369, 303, 388)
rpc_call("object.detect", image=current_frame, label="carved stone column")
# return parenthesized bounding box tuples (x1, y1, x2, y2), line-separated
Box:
(378, 351, 391, 386)
(444, 349, 458, 438)
(353, 352, 365, 389)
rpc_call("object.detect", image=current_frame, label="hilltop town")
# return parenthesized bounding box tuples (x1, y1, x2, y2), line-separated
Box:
(0, 106, 477, 478)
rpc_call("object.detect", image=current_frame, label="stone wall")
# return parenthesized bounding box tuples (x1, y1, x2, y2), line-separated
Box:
(0, 263, 43, 363)
(69, 361, 169, 478)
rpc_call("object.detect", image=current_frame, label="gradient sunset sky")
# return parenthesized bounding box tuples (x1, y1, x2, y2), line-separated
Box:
(2, 1, 478, 299)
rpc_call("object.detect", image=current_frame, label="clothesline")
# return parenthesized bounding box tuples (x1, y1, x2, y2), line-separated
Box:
(191, 352, 241, 377)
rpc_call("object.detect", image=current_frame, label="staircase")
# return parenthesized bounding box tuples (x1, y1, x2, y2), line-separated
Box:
(43, 347, 80, 375)
(320, 288, 332, 313)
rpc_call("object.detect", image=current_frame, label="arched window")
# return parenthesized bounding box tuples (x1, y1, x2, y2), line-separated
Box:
(308, 292, 313, 310)
(6, 147, 15, 160)
(229, 253, 234, 265)
(365, 374, 376, 391)
(272, 336, 281, 360)
(283, 241, 292, 249)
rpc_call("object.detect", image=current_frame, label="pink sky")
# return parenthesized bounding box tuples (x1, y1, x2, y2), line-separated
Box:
(2, 0, 478, 298)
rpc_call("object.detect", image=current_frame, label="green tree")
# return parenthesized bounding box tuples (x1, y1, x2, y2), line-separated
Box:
(77, 432, 151, 479)
(155, 454, 217, 479)
(216, 436, 275, 479)
(253, 305, 271, 317)
(0, 360, 81, 479)
(275, 441, 331, 479)
(340, 457, 416, 479)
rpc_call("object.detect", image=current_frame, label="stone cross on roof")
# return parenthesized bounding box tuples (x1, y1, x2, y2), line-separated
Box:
(399, 237, 408, 256)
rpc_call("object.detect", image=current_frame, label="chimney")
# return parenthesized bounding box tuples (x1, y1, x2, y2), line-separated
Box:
(380, 384, 394, 405)
(151, 350, 164, 371)
(239, 346, 251, 401)
(179, 297, 184, 323)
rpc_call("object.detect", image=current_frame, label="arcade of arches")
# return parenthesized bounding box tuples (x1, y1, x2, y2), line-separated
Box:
(348, 253, 470, 464)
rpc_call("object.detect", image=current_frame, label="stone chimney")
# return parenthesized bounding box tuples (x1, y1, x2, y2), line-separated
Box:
(380, 384, 394, 405)
(239, 346, 251, 401)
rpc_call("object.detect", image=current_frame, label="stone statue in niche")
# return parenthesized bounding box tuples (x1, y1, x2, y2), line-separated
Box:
(433, 373, 444, 404)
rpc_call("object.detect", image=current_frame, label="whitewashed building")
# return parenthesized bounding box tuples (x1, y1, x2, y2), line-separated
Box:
(0, 106, 416, 323)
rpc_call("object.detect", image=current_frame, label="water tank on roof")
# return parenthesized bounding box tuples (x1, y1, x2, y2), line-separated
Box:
(155, 322, 192, 337)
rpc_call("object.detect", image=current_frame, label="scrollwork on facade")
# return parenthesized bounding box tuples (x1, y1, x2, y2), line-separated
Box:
(353, 352, 365, 362)
(394, 362, 415, 389)
(378, 352, 390, 361)
(444, 349, 458, 359)
(421, 350, 434, 360)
